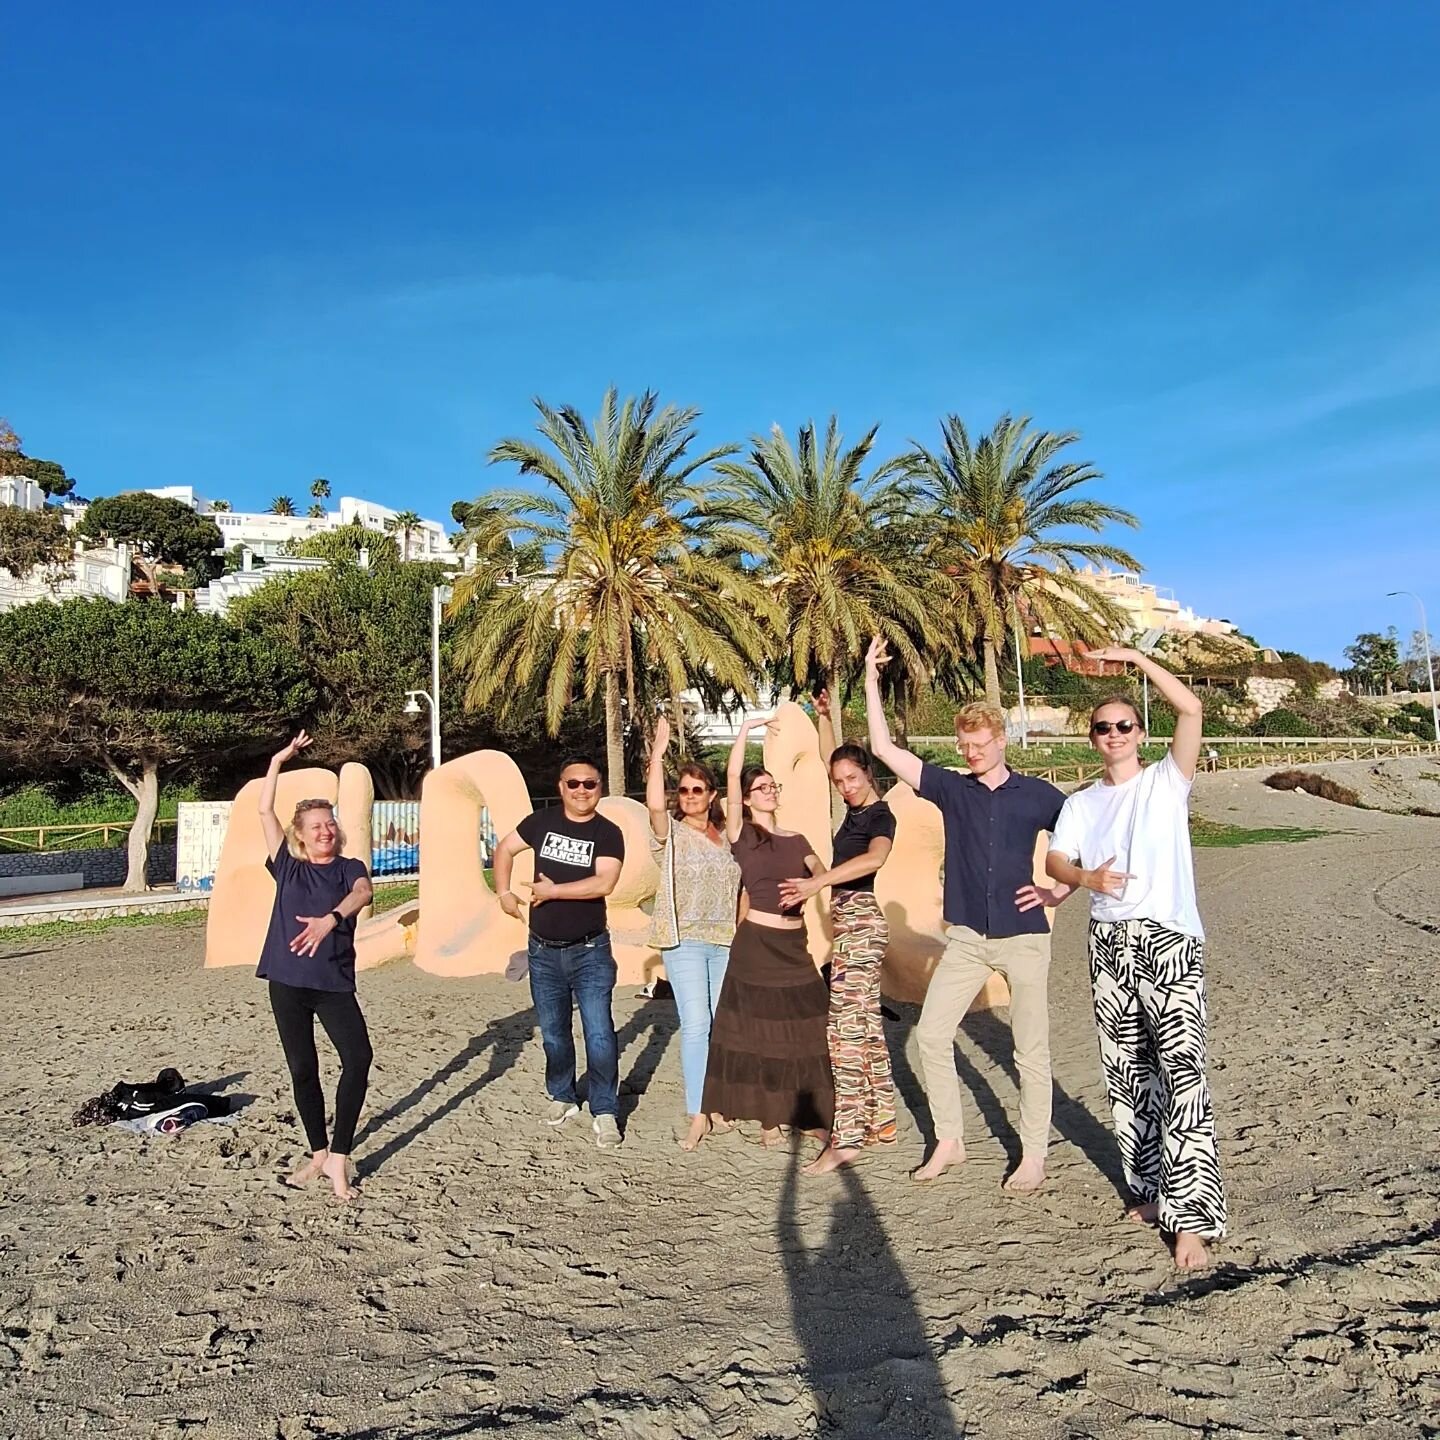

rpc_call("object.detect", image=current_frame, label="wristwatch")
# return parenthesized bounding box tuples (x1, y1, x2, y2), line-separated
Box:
(329, 909, 344, 926)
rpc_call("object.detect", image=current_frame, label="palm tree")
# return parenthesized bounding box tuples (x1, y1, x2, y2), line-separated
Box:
(268, 496, 297, 517)
(450, 388, 775, 793)
(710, 417, 934, 739)
(385, 509, 423, 562)
(898, 415, 1141, 710)
(307, 502, 326, 518)
(310, 477, 331, 501)
(210, 499, 231, 512)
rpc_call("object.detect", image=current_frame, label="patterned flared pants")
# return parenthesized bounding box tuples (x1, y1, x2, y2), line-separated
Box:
(828, 890, 897, 1150)
(1088, 918, 1227, 1238)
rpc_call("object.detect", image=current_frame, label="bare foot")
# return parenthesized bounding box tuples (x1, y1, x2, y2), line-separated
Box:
(802, 1128, 830, 1145)
(1126, 1201, 1161, 1224)
(708, 1114, 733, 1134)
(760, 1127, 784, 1148)
(321, 1152, 357, 1201)
(802, 1145, 861, 1175)
(678, 1114, 711, 1152)
(911, 1137, 965, 1182)
(285, 1149, 328, 1188)
(1002, 1155, 1046, 1193)
(1174, 1231, 1211, 1271)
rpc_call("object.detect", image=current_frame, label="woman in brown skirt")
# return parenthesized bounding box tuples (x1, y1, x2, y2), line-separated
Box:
(701, 715, 835, 1146)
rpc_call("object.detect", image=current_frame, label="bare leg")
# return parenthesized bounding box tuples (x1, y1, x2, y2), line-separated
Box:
(1002, 1154, 1046, 1193)
(911, 1136, 965, 1181)
(286, 1148, 329, 1188)
(1174, 1231, 1211, 1270)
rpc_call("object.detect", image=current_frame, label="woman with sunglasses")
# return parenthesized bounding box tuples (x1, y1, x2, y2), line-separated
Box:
(777, 690, 897, 1175)
(1046, 648, 1227, 1270)
(646, 713, 742, 1150)
(256, 731, 374, 1201)
(700, 715, 834, 1147)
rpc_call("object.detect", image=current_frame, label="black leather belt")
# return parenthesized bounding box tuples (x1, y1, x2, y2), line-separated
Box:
(530, 928, 609, 949)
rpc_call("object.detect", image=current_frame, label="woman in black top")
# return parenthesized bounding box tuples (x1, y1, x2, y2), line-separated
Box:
(778, 692, 896, 1175)
(257, 732, 374, 1200)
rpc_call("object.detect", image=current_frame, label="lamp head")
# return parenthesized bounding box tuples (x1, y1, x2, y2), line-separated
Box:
(403, 695, 421, 715)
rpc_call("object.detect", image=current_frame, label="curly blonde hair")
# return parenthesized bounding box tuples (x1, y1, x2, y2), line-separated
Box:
(286, 799, 347, 861)
(954, 702, 1006, 739)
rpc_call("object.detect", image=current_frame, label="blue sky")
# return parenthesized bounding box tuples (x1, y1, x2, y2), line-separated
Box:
(5, 3, 1438, 663)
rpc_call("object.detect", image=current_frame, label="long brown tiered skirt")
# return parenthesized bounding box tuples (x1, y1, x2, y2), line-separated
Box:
(701, 920, 835, 1130)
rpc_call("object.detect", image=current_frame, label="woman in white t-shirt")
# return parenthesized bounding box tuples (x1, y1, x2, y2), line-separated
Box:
(1047, 648, 1226, 1271)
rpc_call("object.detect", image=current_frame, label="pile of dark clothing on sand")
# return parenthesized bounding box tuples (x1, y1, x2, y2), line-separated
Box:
(72, 1068, 235, 1135)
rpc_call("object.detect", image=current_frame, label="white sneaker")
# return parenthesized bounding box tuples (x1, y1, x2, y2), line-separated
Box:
(593, 1114, 622, 1149)
(545, 1101, 580, 1127)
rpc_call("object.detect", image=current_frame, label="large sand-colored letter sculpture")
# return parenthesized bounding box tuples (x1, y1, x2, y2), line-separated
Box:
(764, 700, 835, 964)
(413, 751, 663, 984)
(205, 762, 376, 970)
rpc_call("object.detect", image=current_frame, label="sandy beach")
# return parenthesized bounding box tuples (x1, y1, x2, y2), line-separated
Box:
(2, 766, 1437, 1439)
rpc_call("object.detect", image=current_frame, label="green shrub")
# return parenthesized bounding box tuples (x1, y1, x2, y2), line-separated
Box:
(1390, 701, 1437, 742)
(1251, 707, 1313, 738)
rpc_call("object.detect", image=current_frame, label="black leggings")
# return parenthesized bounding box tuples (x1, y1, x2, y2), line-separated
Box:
(268, 982, 373, 1154)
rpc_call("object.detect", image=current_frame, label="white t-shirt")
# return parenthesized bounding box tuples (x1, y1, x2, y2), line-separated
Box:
(1050, 752, 1204, 939)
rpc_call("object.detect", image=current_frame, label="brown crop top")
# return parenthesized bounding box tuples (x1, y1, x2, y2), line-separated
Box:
(732, 826, 816, 916)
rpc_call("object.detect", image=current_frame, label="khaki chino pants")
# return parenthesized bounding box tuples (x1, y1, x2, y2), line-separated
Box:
(916, 926, 1053, 1157)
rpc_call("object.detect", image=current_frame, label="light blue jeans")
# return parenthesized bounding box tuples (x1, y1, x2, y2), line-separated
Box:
(666, 940, 730, 1114)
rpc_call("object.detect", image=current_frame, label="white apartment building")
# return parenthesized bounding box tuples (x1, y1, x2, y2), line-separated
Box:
(140, 486, 454, 563)
(0, 539, 134, 612)
(0, 476, 47, 512)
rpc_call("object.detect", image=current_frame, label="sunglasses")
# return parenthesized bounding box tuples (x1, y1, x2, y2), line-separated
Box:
(748, 782, 783, 796)
(1091, 720, 1138, 736)
(563, 777, 601, 791)
(676, 784, 712, 796)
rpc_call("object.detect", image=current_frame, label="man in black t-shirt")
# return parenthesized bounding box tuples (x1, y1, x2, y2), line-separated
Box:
(493, 756, 627, 1149)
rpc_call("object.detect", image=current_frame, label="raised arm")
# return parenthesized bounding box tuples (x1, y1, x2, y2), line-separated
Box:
(646, 714, 672, 842)
(863, 637, 922, 791)
(259, 731, 311, 859)
(725, 714, 773, 842)
(1089, 646, 1204, 779)
(813, 690, 837, 762)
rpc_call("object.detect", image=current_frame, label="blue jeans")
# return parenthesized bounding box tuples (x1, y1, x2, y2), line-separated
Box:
(666, 940, 730, 1115)
(527, 932, 619, 1117)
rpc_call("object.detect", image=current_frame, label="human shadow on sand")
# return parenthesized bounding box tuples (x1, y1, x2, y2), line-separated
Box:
(779, 1147, 963, 1438)
(356, 1006, 533, 1176)
(613, 990, 679, 1124)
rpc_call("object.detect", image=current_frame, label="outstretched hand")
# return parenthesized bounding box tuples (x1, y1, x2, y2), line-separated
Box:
(812, 689, 832, 720)
(1015, 883, 1071, 912)
(1084, 856, 1135, 898)
(274, 731, 313, 765)
(777, 874, 822, 908)
(865, 635, 891, 683)
(652, 713, 672, 756)
(1085, 646, 1137, 665)
(290, 911, 337, 956)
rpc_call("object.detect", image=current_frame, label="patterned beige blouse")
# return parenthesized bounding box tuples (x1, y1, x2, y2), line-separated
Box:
(648, 815, 741, 949)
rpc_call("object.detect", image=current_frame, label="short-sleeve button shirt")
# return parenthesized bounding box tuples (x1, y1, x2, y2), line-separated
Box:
(918, 762, 1065, 938)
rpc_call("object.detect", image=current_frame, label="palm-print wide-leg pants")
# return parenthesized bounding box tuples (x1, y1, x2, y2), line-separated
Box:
(828, 890, 896, 1150)
(1088, 918, 1227, 1238)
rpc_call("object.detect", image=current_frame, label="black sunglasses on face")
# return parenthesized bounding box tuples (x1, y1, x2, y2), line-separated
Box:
(1091, 719, 1138, 736)
(563, 777, 600, 791)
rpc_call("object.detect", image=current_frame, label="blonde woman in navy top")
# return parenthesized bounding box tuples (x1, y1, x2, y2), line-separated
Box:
(257, 732, 374, 1200)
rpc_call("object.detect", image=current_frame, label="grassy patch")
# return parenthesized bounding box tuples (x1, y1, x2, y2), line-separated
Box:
(0, 906, 209, 947)
(373, 879, 420, 909)
(1189, 816, 1327, 847)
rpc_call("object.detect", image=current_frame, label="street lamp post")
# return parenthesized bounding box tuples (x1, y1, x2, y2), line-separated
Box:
(1387, 590, 1440, 744)
(403, 582, 454, 770)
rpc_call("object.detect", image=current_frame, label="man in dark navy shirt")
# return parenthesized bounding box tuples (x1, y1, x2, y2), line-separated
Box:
(863, 637, 1073, 1191)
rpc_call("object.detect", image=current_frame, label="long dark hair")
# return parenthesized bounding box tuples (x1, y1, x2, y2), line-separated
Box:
(828, 741, 875, 777)
(672, 761, 724, 827)
(739, 763, 775, 847)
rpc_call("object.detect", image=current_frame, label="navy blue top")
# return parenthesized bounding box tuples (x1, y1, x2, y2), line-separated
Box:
(257, 848, 370, 992)
(918, 762, 1064, 939)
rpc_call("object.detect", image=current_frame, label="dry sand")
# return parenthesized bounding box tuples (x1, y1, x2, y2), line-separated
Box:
(1, 769, 1437, 1438)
